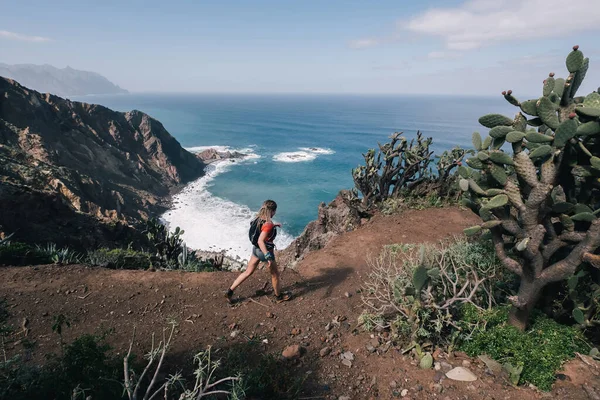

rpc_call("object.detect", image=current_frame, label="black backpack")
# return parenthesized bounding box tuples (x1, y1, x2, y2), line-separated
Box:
(249, 218, 277, 247)
(249, 218, 264, 246)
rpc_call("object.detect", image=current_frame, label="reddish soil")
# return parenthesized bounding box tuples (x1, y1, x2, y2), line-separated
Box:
(2, 207, 599, 399)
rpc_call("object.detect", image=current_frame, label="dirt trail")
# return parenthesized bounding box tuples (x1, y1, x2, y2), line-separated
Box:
(1, 207, 598, 399)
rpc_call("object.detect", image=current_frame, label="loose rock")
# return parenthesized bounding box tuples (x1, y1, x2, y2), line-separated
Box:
(282, 344, 304, 360)
(320, 347, 331, 357)
(445, 367, 477, 382)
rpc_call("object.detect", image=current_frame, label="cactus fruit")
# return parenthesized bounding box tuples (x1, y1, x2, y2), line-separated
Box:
(460, 46, 600, 331)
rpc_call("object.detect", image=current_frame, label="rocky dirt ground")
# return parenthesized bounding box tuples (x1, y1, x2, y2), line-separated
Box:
(2, 207, 600, 399)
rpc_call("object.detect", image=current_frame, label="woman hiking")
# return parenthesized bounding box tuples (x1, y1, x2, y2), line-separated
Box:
(225, 200, 292, 303)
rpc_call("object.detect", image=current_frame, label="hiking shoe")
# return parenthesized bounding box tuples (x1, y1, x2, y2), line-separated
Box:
(225, 289, 234, 304)
(274, 292, 292, 303)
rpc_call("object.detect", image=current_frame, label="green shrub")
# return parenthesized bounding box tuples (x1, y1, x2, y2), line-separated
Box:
(0, 242, 51, 266)
(459, 307, 588, 391)
(361, 238, 506, 347)
(0, 332, 123, 400)
(35, 243, 83, 265)
(217, 340, 306, 399)
(86, 248, 152, 270)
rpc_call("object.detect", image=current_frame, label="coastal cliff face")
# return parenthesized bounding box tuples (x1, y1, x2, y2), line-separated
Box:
(0, 77, 205, 248)
(277, 190, 367, 269)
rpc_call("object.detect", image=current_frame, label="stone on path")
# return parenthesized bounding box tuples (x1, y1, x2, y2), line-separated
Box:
(445, 366, 477, 382)
(282, 344, 304, 360)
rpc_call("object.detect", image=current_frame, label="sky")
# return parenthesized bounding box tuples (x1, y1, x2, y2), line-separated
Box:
(1, 0, 600, 95)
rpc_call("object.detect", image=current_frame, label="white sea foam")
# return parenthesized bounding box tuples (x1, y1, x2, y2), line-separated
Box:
(273, 147, 335, 163)
(299, 147, 335, 155)
(162, 147, 293, 261)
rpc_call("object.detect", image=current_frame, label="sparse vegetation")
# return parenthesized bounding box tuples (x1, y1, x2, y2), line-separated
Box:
(361, 238, 506, 347)
(86, 247, 152, 270)
(0, 241, 51, 266)
(36, 243, 83, 265)
(459, 306, 588, 390)
(352, 132, 470, 210)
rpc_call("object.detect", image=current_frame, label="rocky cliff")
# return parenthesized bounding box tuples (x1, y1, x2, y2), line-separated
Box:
(276, 190, 369, 269)
(0, 77, 205, 248)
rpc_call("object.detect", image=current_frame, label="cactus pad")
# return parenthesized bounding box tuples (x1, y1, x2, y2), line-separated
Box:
(525, 131, 554, 143)
(487, 194, 509, 209)
(571, 58, 589, 96)
(463, 226, 482, 236)
(513, 113, 528, 132)
(537, 96, 560, 129)
(571, 212, 596, 222)
(529, 145, 553, 159)
(576, 107, 600, 118)
(520, 100, 538, 116)
(459, 178, 469, 191)
(466, 157, 484, 170)
(506, 131, 525, 143)
(458, 166, 471, 178)
(489, 163, 508, 185)
(488, 151, 514, 165)
(468, 179, 487, 195)
(486, 188, 505, 196)
(576, 121, 600, 136)
(583, 92, 600, 108)
(554, 78, 565, 98)
(477, 151, 489, 161)
(591, 156, 600, 170)
(566, 48, 584, 73)
(489, 126, 512, 139)
(482, 220, 502, 229)
(472, 132, 483, 151)
(482, 135, 492, 150)
(479, 114, 514, 128)
(543, 77, 555, 97)
(413, 265, 429, 293)
(553, 119, 578, 147)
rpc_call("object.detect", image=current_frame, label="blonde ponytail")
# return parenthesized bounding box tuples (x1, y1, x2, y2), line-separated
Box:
(256, 199, 277, 222)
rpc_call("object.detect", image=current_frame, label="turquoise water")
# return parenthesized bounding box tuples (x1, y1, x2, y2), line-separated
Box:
(76, 93, 514, 259)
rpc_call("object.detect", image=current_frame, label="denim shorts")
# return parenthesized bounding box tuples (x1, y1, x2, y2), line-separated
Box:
(252, 246, 274, 262)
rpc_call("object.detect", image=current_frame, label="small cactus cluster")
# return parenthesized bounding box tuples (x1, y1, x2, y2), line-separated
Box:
(352, 132, 468, 206)
(352, 131, 434, 206)
(459, 46, 600, 330)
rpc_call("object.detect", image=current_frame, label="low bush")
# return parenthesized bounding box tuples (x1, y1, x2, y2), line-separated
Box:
(86, 248, 152, 270)
(1, 328, 122, 400)
(459, 306, 588, 391)
(217, 340, 307, 399)
(0, 242, 51, 266)
(35, 243, 83, 264)
(360, 238, 507, 347)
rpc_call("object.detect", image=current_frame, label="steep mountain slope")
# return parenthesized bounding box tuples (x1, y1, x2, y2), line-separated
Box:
(0, 63, 127, 96)
(0, 77, 204, 247)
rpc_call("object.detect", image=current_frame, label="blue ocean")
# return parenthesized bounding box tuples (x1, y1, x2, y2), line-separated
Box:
(74, 93, 514, 259)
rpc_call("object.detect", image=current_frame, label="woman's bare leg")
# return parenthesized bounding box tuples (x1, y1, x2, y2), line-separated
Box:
(269, 260, 281, 296)
(230, 256, 260, 291)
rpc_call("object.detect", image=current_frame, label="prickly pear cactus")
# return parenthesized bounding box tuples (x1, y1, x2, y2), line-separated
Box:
(459, 46, 600, 330)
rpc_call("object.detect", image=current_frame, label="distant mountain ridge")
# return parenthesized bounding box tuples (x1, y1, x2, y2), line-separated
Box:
(0, 63, 128, 96)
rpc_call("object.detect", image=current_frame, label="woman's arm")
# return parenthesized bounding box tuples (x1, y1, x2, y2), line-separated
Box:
(257, 230, 271, 256)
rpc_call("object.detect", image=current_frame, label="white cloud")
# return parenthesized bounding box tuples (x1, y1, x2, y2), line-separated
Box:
(349, 38, 380, 49)
(405, 0, 600, 51)
(0, 30, 52, 42)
